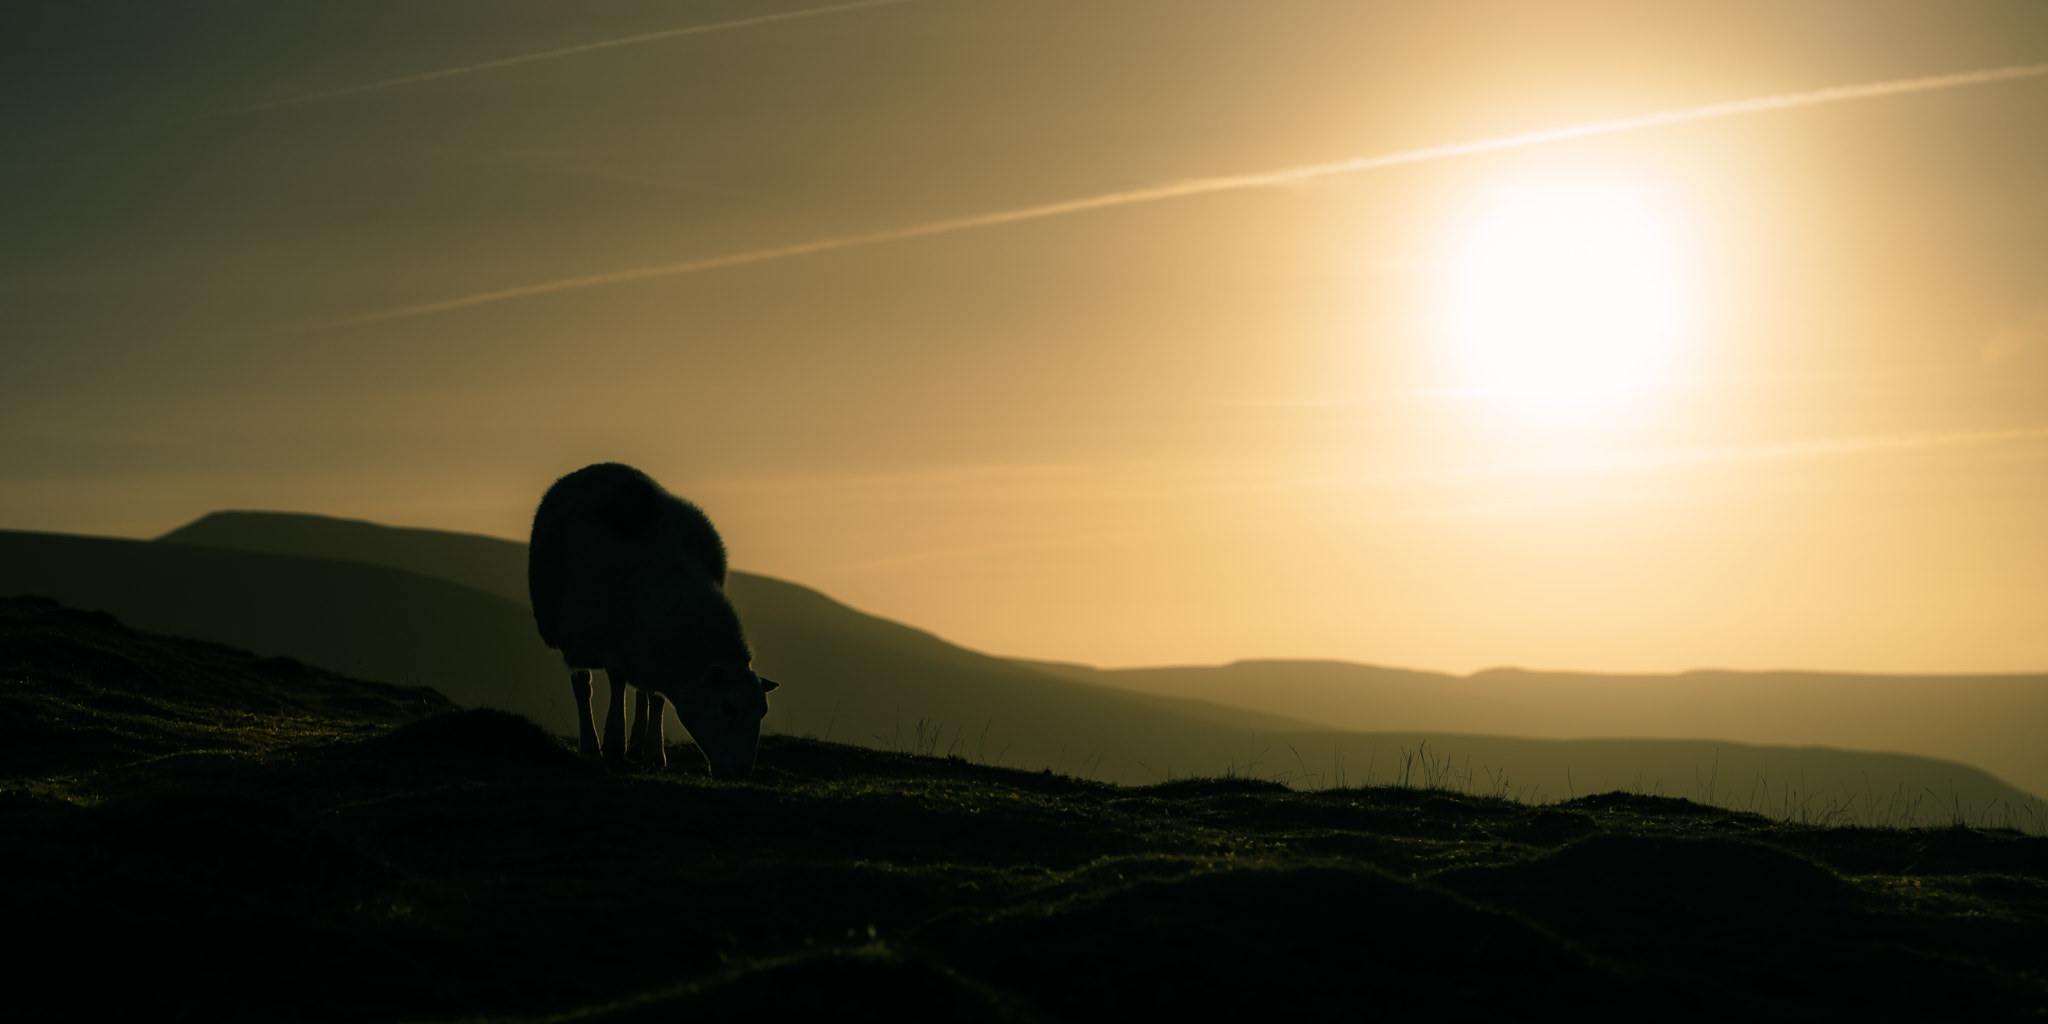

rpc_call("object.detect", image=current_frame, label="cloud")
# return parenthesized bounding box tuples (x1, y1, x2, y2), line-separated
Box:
(227, 0, 921, 115)
(303, 61, 2048, 331)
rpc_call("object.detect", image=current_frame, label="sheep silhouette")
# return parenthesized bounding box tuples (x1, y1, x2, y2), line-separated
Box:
(528, 463, 778, 778)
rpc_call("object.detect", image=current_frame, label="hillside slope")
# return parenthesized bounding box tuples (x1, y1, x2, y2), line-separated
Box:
(178, 513, 2048, 798)
(4, 513, 2039, 822)
(2, 525, 1324, 783)
(159, 512, 1326, 766)
(142, 512, 2048, 819)
(162, 510, 532, 603)
(1028, 659, 2048, 800)
(5, 596, 2046, 1022)
(1, 529, 567, 719)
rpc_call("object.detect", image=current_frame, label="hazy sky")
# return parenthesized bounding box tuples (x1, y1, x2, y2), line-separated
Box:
(5, 1, 2046, 674)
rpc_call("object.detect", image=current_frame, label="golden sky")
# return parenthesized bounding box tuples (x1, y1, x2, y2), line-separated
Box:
(4, 1, 2046, 674)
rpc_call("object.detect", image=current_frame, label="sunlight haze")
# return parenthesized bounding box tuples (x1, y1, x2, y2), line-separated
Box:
(4, 0, 2046, 675)
(1435, 175, 1695, 399)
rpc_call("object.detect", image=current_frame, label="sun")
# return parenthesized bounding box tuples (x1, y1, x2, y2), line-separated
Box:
(1439, 180, 1692, 399)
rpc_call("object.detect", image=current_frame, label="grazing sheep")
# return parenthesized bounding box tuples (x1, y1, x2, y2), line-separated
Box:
(528, 463, 778, 778)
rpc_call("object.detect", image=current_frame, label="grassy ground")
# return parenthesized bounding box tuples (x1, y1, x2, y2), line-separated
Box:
(4, 596, 2045, 1021)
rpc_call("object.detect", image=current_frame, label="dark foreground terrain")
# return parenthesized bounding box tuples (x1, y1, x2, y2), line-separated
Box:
(3, 596, 2045, 1021)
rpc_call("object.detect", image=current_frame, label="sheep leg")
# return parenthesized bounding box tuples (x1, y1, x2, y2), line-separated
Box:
(643, 692, 667, 768)
(602, 672, 629, 760)
(628, 687, 651, 763)
(570, 669, 599, 757)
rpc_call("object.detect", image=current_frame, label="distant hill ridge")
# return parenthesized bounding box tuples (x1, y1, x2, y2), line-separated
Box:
(1032, 656, 2048, 804)
(0, 511, 2040, 822)
(4, 516, 1338, 786)
(160, 510, 532, 604)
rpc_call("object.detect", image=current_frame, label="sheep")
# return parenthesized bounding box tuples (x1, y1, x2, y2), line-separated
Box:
(528, 462, 778, 778)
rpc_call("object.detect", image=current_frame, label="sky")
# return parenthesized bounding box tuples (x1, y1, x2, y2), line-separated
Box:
(4, 0, 2047, 675)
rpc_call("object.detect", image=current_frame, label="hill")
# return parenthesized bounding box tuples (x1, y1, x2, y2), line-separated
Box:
(1028, 658, 2048, 801)
(4, 595, 2045, 1021)
(151, 512, 2048, 821)
(162, 509, 534, 603)
(2, 512, 2040, 828)
(2, 523, 1328, 784)
(1, 527, 576, 723)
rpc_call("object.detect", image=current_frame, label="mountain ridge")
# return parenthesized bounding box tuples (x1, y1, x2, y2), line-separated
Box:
(1, 511, 2040, 821)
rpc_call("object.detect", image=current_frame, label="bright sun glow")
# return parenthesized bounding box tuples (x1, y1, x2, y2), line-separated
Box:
(1441, 181, 1692, 399)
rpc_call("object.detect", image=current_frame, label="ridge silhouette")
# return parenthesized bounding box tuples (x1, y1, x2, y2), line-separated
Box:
(6, 596, 2045, 1020)
(0, 513, 2037, 824)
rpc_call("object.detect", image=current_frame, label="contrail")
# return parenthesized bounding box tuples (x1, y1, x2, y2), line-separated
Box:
(230, 0, 919, 115)
(317, 61, 2048, 330)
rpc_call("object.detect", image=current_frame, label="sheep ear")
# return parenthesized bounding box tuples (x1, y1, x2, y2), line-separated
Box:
(758, 676, 781, 694)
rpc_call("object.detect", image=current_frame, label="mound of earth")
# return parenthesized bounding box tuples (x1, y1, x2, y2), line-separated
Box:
(0, 594, 450, 777)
